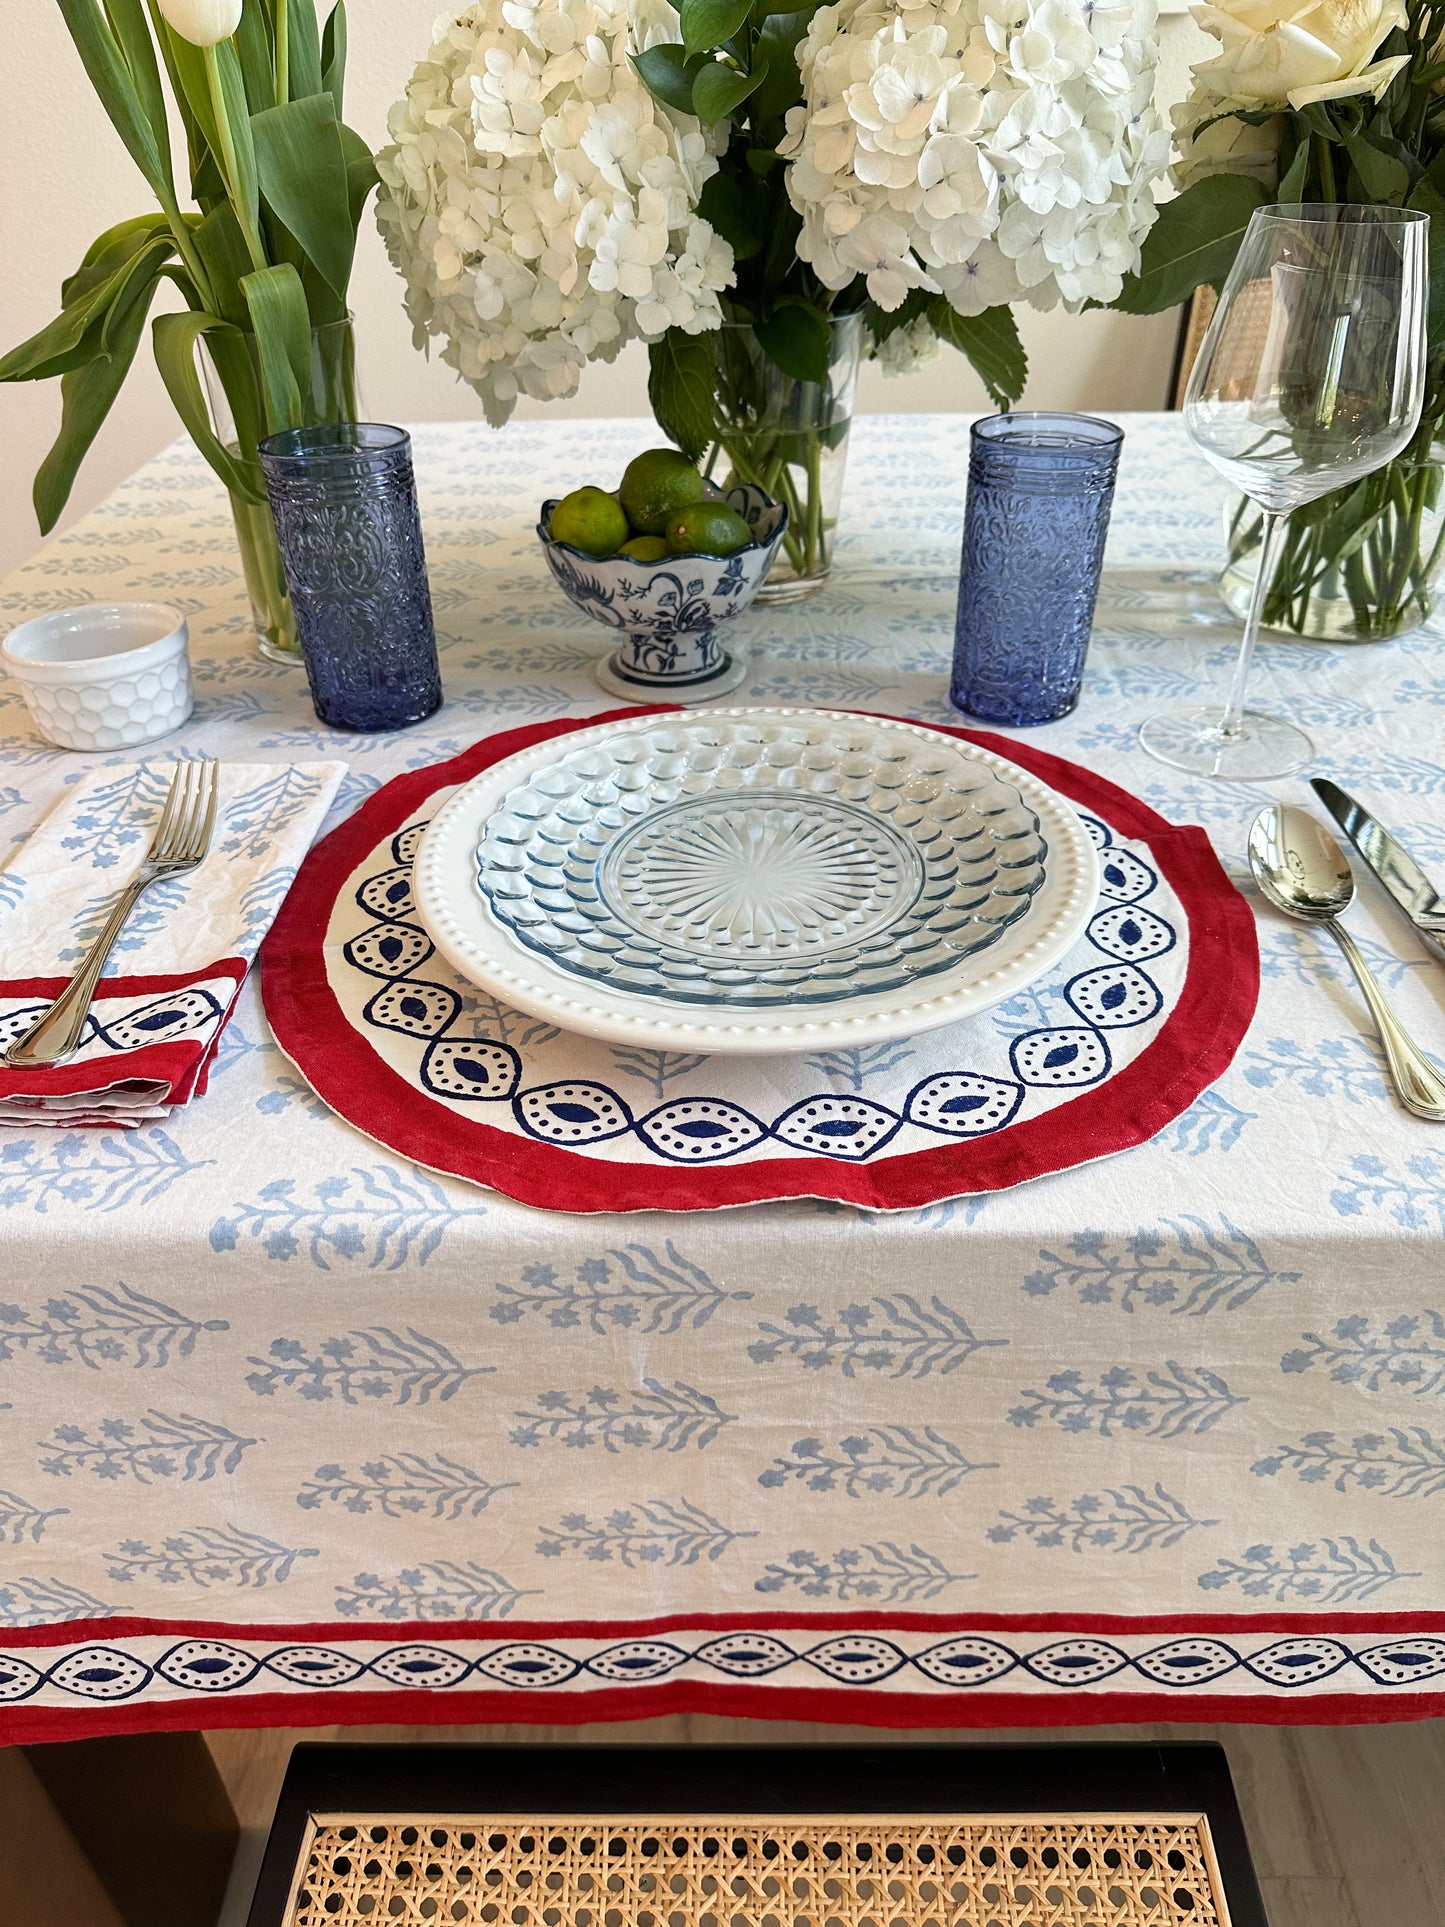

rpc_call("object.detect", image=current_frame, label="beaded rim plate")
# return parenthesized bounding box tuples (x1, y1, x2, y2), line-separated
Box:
(413, 709, 1099, 1053)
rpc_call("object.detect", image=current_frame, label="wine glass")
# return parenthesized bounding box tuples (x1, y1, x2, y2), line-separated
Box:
(1139, 203, 1428, 780)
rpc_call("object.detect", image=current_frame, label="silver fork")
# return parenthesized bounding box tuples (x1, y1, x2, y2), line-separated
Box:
(4, 760, 219, 1069)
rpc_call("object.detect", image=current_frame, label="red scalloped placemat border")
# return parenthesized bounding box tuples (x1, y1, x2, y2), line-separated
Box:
(260, 708, 1259, 1212)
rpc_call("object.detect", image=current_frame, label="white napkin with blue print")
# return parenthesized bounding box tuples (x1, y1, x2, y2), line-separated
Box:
(0, 760, 344, 1125)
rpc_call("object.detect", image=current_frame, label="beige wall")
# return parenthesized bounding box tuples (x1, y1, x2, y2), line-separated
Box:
(0, 1, 1212, 579)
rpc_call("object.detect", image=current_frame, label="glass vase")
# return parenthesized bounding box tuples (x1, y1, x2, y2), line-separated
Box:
(1220, 430, 1445, 643)
(704, 312, 863, 602)
(201, 317, 363, 665)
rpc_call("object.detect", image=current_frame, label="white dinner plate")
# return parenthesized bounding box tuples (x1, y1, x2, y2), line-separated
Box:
(412, 709, 1099, 1054)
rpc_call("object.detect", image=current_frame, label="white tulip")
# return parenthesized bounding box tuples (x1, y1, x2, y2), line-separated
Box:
(155, 0, 242, 49)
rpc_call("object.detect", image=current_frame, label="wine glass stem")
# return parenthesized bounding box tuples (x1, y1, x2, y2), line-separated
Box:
(1220, 507, 1288, 740)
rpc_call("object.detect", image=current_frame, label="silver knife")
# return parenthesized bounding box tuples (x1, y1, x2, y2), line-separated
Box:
(1311, 776, 1445, 965)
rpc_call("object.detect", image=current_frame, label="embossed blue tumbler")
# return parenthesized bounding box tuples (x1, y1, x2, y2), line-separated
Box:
(258, 424, 442, 732)
(951, 412, 1123, 726)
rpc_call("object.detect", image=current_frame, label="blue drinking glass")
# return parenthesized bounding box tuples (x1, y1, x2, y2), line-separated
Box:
(950, 412, 1123, 727)
(258, 424, 442, 732)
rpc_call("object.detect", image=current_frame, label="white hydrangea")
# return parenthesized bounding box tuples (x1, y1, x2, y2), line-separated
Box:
(781, 0, 1168, 317)
(376, 0, 734, 425)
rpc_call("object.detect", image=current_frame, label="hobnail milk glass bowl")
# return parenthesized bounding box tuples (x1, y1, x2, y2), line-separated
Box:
(2, 602, 193, 751)
(537, 483, 788, 705)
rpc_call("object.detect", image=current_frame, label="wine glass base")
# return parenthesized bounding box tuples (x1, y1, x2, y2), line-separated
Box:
(1137, 706, 1315, 781)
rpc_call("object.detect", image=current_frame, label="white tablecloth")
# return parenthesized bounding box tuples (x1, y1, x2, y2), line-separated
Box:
(1, 413, 1442, 1739)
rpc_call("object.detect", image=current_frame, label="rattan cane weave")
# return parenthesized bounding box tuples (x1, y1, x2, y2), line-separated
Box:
(281, 1813, 1230, 1927)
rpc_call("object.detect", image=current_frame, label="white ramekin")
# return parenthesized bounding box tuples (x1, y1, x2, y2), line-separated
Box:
(2, 602, 194, 751)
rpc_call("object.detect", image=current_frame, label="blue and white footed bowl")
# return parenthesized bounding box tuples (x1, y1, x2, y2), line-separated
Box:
(537, 483, 788, 705)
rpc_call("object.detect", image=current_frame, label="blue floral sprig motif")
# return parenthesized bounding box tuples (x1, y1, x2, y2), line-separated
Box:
(208, 1163, 488, 1268)
(758, 1428, 996, 1499)
(1009, 1363, 1245, 1438)
(508, 1380, 737, 1453)
(988, 1485, 1218, 1555)
(1332, 750, 1445, 796)
(218, 767, 328, 861)
(0, 1132, 210, 1214)
(0, 867, 25, 913)
(536, 1499, 756, 1568)
(1394, 677, 1445, 709)
(990, 979, 1070, 1038)
(335, 1562, 538, 1621)
(1282, 1313, 1445, 1394)
(57, 763, 175, 870)
(1332, 1154, 1445, 1234)
(37, 1414, 259, 1484)
(298, 1454, 516, 1519)
(608, 1048, 711, 1102)
(802, 1042, 919, 1093)
(0, 784, 25, 817)
(246, 1329, 493, 1406)
(748, 1296, 1007, 1379)
(755, 1543, 975, 1603)
(237, 867, 298, 956)
(62, 876, 189, 960)
(1197, 1538, 1420, 1604)
(1242, 1036, 1389, 1106)
(0, 1488, 68, 1545)
(1020, 1219, 1296, 1316)
(456, 991, 559, 1051)
(104, 1526, 319, 1588)
(1163, 1090, 1257, 1157)
(0, 1282, 229, 1369)
(1253, 1428, 1445, 1499)
(1260, 926, 1431, 994)
(491, 1242, 751, 1336)
(0, 1578, 113, 1627)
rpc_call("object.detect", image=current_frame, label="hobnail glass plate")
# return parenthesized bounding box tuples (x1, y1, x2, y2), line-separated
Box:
(477, 713, 1047, 1006)
(413, 709, 1099, 1054)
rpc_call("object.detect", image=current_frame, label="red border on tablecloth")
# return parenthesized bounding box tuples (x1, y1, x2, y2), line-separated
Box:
(260, 711, 1258, 1212)
(6, 1604, 1445, 1744)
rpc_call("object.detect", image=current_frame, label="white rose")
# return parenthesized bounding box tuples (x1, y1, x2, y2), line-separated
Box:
(1190, 0, 1409, 110)
(1171, 100, 1281, 191)
(155, 0, 242, 47)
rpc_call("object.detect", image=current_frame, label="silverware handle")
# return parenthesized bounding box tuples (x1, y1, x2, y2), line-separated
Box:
(3, 877, 152, 1068)
(1328, 920, 1445, 1122)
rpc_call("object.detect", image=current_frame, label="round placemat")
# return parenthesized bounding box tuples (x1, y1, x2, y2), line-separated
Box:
(260, 708, 1259, 1213)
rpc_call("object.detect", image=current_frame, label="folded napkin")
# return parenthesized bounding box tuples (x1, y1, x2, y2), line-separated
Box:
(0, 760, 344, 1126)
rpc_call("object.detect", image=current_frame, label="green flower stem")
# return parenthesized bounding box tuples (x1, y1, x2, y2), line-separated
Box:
(275, 0, 289, 102)
(204, 42, 267, 274)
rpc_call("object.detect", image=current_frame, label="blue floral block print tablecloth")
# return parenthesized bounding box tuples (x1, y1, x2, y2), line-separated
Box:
(0, 414, 1443, 1740)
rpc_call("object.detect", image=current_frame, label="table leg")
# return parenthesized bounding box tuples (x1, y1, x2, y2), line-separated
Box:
(20, 1732, 239, 1927)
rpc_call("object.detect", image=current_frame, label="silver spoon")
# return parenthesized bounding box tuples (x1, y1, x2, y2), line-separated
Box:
(1248, 804, 1445, 1122)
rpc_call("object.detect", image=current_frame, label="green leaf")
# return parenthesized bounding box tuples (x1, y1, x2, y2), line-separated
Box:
(194, 202, 257, 326)
(153, 310, 264, 500)
(755, 299, 830, 384)
(0, 229, 172, 384)
(1343, 131, 1410, 202)
(285, 0, 325, 98)
(697, 171, 766, 261)
(691, 56, 766, 122)
(1276, 134, 1309, 204)
(648, 329, 717, 462)
(1112, 174, 1270, 315)
(680, 0, 750, 53)
(631, 44, 696, 116)
(241, 262, 312, 430)
(234, 0, 277, 111)
(1408, 173, 1445, 352)
(55, 0, 168, 197)
(33, 262, 164, 533)
(321, 0, 347, 120)
(929, 300, 1027, 408)
(252, 93, 354, 295)
(102, 0, 174, 192)
(61, 213, 173, 306)
(750, 11, 809, 126)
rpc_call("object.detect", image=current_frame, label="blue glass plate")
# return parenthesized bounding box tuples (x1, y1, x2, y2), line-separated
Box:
(475, 714, 1047, 1008)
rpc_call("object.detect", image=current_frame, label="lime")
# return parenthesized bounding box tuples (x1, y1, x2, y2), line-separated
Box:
(666, 500, 754, 557)
(549, 487, 629, 557)
(619, 535, 671, 563)
(619, 447, 706, 535)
